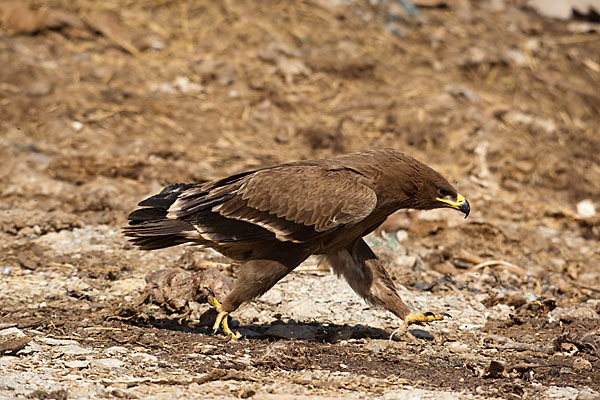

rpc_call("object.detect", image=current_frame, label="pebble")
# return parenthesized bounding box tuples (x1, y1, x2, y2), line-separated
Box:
(59, 344, 91, 356)
(446, 341, 470, 354)
(130, 352, 158, 364)
(38, 338, 77, 346)
(576, 199, 596, 218)
(90, 358, 125, 370)
(71, 121, 84, 132)
(286, 298, 320, 321)
(0, 328, 26, 337)
(105, 346, 129, 355)
(573, 358, 592, 371)
(18, 341, 44, 355)
(395, 255, 417, 269)
(259, 289, 284, 306)
(65, 360, 90, 369)
(550, 305, 599, 323)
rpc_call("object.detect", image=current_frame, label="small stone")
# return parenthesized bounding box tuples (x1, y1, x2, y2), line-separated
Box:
(130, 352, 158, 364)
(576, 199, 596, 218)
(90, 358, 124, 370)
(18, 341, 44, 355)
(0, 327, 26, 337)
(105, 346, 129, 354)
(573, 357, 592, 371)
(259, 289, 283, 306)
(0, 336, 31, 355)
(550, 305, 599, 323)
(59, 344, 91, 355)
(395, 230, 408, 242)
(484, 360, 505, 378)
(38, 337, 77, 345)
(446, 341, 470, 354)
(286, 298, 319, 321)
(502, 48, 528, 66)
(445, 84, 478, 102)
(395, 255, 417, 269)
(65, 360, 90, 369)
(71, 121, 84, 132)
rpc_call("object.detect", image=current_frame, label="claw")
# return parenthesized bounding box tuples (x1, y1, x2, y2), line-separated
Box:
(205, 287, 240, 340)
(401, 311, 447, 327)
(389, 311, 448, 341)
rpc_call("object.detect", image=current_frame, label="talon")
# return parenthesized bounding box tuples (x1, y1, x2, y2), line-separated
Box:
(204, 286, 222, 310)
(401, 311, 446, 327)
(210, 308, 241, 341)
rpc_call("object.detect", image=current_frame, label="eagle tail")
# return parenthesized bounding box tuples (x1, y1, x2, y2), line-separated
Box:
(123, 183, 199, 250)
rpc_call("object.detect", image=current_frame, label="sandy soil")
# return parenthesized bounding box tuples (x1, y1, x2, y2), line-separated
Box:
(1, 0, 599, 399)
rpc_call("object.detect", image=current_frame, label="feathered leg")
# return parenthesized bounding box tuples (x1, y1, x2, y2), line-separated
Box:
(326, 238, 446, 327)
(212, 246, 311, 340)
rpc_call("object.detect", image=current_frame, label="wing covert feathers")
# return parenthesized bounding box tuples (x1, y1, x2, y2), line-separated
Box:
(126, 154, 381, 249)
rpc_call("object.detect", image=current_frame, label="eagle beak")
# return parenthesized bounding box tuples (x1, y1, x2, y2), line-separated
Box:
(436, 193, 470, 218)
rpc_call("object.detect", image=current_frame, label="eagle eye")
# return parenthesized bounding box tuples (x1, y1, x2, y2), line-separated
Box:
(437, 188, 453, 198)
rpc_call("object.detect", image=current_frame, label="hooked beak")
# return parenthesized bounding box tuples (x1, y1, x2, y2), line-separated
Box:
(436, 193, 470, 218)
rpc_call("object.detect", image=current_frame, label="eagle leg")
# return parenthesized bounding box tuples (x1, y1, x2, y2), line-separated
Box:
(327, 239, 449, 334)
(209, 248, 310, 339)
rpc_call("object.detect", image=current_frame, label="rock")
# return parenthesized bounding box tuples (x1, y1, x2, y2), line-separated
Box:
(549, 305, 599, 323)
(65, 360, 90, 369)
(446, 341, 470, 354)
(503, 111, 555, 134)
(502, 48, 528, 66)
(59, 344, 91, 355)
(576, 199, 596, 218)
(573, 357, 592, 371)
(445, 84, 478, 102)
(130, 352, 158, 364)
(259, 289, 284, 306)
(0, 327, 26, 337)
(105, 346, 129, 354)
(395, 255, 417, 269)
(18, 340, 44, 355)
(484, 360, 505, 378)
(38, 337, 77, 345)
(90, 358, 125, 370)
(0, 336, 31, 355)
(286, 298, 319, 322)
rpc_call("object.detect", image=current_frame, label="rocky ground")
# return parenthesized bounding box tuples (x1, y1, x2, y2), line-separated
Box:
(1, 0, 599, 399)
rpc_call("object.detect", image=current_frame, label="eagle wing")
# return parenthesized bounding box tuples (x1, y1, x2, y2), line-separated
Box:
(169, 165, 377, 243)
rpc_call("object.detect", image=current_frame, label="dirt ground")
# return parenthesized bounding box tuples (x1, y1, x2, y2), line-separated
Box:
(1, 0, 599, 399)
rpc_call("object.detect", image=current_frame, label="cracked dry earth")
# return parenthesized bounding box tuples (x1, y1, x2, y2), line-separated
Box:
(1, 0, 600, 399)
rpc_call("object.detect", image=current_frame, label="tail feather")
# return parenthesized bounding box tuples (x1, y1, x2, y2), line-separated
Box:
(138, 183, 195, 208)
(124, 183, 199, 250)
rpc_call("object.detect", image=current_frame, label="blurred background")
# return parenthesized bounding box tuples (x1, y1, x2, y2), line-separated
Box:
(0, 0, 599, 398)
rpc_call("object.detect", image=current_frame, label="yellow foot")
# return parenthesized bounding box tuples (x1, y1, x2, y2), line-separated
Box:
(389, 312, 449, 341)
(212, 310, 241, 341)
(205, 288, 240, 340)
(401, 311, 447, 327)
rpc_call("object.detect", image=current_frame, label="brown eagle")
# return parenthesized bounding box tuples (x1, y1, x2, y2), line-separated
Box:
(124, 149, 470, 339)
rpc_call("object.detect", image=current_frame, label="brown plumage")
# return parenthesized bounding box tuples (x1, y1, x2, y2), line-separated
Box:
(124, 149, 470, 337)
